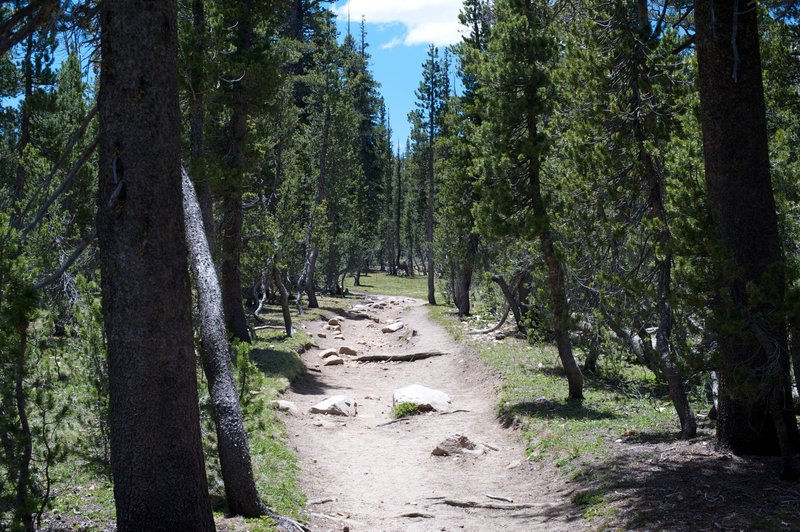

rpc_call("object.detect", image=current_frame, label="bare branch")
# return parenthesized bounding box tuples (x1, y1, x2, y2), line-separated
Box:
(33, 228, 96, 290)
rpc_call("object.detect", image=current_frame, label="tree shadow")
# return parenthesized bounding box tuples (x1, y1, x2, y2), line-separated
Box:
(500, 397, 617, 427)
(249, 347, 306, 381)
(567, 441, 800, 529)
(289, 371, 353, 396)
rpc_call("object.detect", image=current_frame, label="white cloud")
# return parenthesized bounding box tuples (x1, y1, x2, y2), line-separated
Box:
(336, 0, 465, 47)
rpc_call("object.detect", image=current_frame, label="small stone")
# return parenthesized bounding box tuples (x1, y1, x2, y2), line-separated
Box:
(381, 322, 405, 334)
(506, 460, 522, 469)
(334, 335, 345, 340)
(271, 400, 300, 416)
(309, 395, 356, 416)
(323, 355, 344, 366)
(319, 348, 339, 359)
(328, 318, 341, 326)
(432, 435, 478, 456)
(339, 345, 358, 356)
(318, 333, 327, 338)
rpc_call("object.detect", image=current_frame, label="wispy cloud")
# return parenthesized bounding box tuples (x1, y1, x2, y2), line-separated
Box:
(336, 0, 465, 47)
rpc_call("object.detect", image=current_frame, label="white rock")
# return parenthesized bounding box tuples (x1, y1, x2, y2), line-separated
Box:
(323, 355, 344, 366)
(271, 400, 300, 417)
(309, 395, 356, 416)
(393, 384, 451, 412)
(318, 348, 339, 359)
(381, 322, 405, 334)
(339, 345, 358, 356)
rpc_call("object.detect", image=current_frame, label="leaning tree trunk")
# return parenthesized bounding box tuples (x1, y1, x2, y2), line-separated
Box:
(96, 1, 214, 528)
(695, 0, 799, 465)
(182, 170, 266, 517)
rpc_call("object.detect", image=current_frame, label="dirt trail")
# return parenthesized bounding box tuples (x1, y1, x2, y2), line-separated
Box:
(282, 296, 584, 531)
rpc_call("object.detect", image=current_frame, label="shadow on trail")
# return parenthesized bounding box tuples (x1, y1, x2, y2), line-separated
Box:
(250, 347, 306, 381)
(289, 371, 353, 396)
(566, 445, 800, 530)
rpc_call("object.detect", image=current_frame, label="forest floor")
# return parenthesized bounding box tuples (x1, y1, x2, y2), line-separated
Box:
(283, 295, 584, 531)
(278, 272, 800, 531)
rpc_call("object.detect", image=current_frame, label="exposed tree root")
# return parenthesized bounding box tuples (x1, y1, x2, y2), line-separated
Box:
(353, 351, 448, 363)
(439, 499, 553, 510)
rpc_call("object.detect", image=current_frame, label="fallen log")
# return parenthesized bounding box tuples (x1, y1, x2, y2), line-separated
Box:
(353, 351, 448, 363)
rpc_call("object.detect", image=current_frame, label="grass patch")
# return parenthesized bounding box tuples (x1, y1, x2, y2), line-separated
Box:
(427, 306, 706, 473)
(344, 270, 430, 299)
(393, 401, 423, 419)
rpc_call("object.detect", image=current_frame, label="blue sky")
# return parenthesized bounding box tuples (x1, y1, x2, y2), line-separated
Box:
(333, 0, 465, 148)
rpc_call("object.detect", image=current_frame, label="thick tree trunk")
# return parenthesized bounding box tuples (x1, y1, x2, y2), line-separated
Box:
(454, 233, 478, 317)
(182, 170, 266, 517)
(96, 2, 214, 529)
(695, 1, 799, 463)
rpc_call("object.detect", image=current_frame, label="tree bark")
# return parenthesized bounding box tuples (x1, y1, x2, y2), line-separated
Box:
(695, 0, 799, 461)
(491, 274, 525, 336)
(272, 262, 293, 337)
(182, 170, 267, 517)
(219, 2, 253, 343)
(189, 0, 215, 249)
(454, 233, 478, 317)
(96, 2, 214, 529)
(426, 129, 436, 305)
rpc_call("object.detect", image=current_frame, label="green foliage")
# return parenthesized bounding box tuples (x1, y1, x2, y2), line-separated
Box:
(393, 402, 423, 419)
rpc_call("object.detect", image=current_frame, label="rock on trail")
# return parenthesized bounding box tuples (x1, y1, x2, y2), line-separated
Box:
(281, 295, 581, 531)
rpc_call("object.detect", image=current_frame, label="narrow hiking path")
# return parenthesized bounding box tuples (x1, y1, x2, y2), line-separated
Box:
(281, 296, 586, 531)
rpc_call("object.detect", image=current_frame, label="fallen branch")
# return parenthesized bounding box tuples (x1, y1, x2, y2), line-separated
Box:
(439, 499, 553, 510)
(469, 305, 511, 335)
(375, 409, 471, 427)
(353, 351, 448, 363)
(485, 494, 514, 503)
(397, 512, 434, 518)
(308, 497, 335, 505)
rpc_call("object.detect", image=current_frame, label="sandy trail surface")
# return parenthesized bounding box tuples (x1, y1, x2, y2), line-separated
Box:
(282, 296, 583, 531)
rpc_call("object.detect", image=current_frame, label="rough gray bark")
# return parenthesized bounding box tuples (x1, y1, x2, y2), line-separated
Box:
(182, 170, 267, 517)
(14, 326, 33, 532)
(96, 1, 214, 529)
(695, 0, 799, 466)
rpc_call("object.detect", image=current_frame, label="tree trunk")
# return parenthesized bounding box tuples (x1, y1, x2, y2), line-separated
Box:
(454, 233, 478, 317)
(272, 262, 293, 337)
(219, 3, 253, 343)
(182, 170, 266, 517)
(11, 34, 33, 228)
(189, 0, 215, 250)
(538, 228, 584, 400)
(426, 135, 436, 305)
(96, 2, 214, 529)
(14, 326, 33, 532)
(491, 274, 525, 335)
(695, 0, 799, 462)
(220, 191, 250, 342)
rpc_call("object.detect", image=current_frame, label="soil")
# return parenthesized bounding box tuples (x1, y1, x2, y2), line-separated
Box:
(283, 296, 584, 531)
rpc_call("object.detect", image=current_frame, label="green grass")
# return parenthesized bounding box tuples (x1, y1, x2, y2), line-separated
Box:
(393, 401, 423, 419)
(344, 270, 430, 299)
(428, 306, 691, 473)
